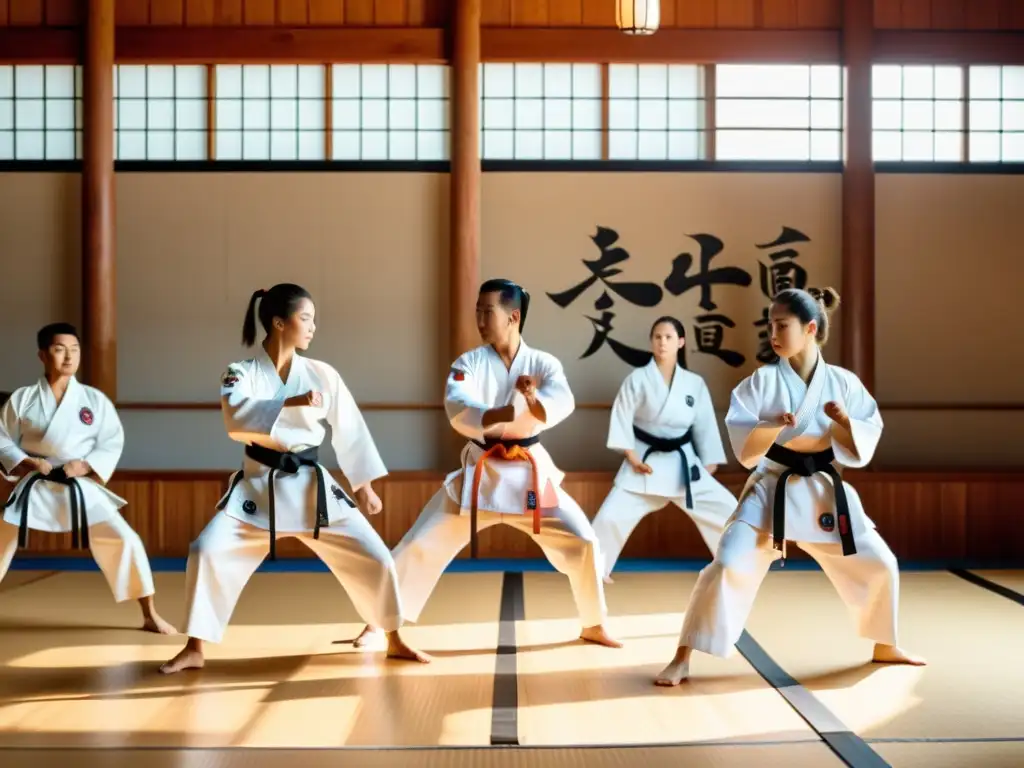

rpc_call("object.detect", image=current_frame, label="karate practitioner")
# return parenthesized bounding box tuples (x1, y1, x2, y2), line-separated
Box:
(0, 323, 174, 634)
(655, 288, 925, 686)
(356, 278, 621, 649)
(160, 284, 428, 674)
(592, 317, 737, 581)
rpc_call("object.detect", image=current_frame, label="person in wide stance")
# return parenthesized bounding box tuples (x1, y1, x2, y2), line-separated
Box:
(357, 279, 621, 649)
(160, 284, 428, 674)
(591, 316, 737, 581)
(0, 323, 174, 634)
(656, 288, 925, 686)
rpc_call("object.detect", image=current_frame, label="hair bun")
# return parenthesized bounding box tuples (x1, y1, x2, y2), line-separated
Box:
(808, 286, 840, 312)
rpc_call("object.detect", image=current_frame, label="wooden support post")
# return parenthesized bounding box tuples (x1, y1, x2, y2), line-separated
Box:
(841, 0, 875, 390)
(82, 0, 117, 398)
(450, 0, 481, 362)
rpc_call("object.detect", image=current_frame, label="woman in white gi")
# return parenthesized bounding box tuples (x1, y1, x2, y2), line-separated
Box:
(592, 317, 737, 581)
(655, 288, 925, 686)
(160, 284, 428, 674)
(0, 323, 175, 634)
(355, 278, 621, 650)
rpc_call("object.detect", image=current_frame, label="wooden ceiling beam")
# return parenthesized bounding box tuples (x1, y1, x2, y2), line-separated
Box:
(1, 27, 1023, 65)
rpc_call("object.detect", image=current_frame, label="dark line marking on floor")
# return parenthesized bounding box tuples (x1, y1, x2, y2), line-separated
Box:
(949, 569, 1024, 607)
(737, 630, 891, 768)
(491, 571, 524, 746)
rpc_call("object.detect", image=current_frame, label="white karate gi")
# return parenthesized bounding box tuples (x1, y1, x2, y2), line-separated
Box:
(592, 360, 738, 577)
(390, 340, 607, 628)
(0, 377, 155, 603)
(678, 354, 900, 656)
(181, 348, 403, 643)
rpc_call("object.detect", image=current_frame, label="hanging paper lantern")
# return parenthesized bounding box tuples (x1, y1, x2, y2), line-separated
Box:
(617, 0, 660, 35)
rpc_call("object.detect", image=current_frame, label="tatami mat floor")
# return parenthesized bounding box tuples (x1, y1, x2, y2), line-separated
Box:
(0, 565, 1020, 766)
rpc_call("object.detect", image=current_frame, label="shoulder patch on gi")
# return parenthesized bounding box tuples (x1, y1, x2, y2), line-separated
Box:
(221, 369, 240, 388)
(79, 407, 94, 426)
(685, 394, 695, 407)
(242, 499, 257, 514)
(450, 367, 466, 382)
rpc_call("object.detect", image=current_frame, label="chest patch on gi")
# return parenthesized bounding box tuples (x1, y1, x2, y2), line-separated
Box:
(79, 407, 94, 426)
(526, 490, 537, 510)
(818, 512, 835, 532)
(242, 499, 257, 514)
(685, 395, 695, 407)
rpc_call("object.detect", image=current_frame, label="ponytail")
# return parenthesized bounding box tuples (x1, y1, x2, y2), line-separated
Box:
(241, 284, 312, 347)
(241, 289, 266, 347)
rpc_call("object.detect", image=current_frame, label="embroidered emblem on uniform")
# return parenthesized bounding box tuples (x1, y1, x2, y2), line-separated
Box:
(221, 372, 239, 388)
(818, 512, 835, 532)
(526, 490, 537, 510)
(690, 465, 701, 482)
(450, 368, 465, 382)
(242, 499, 257, 514)
(79, 407, 94, 426)
(685, 395, 695, 407)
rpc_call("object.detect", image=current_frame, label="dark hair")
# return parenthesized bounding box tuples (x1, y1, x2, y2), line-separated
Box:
(37, 322, 79, 351)
(479, 278, 531, 332)
(771, 287, 841, 347)
(0, 392, 10, 408)
(649, 315, 688, 369)
(241, 283, 314, 347)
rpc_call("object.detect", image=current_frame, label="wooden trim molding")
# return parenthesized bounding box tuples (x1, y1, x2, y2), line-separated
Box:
(4, 469, 1022, 563)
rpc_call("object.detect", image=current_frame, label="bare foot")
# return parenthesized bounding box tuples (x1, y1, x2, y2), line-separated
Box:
(872, 643, 927, 666)
(354, 625, 385, 648)
(580, 625, 623, 648)
(603, 575, 615, 585)
(159, 647, 204, 674)
(654, 646, 692, 686)
(142, 613, 178, 635)
(385, 631, 431, 663)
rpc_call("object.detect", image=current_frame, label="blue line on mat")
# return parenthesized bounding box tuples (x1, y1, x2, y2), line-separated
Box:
(9, 556, 1023, 574)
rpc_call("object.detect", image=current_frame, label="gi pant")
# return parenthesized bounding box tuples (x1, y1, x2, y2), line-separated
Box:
(679, 520, 900, 657)
(181, 511, 403, 643)
(592, 480, 737, 578)
(0, 515, 155, 602)
(392, 486, 607, 628)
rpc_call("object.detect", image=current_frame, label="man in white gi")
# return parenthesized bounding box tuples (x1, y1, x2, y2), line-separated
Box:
(0, 323, 175, 634)
(356, 279, 621, 650)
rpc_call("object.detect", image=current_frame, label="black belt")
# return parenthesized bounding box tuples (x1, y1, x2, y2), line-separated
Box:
(765, 443, 856, 558)
(217, 444, 353, 561)
(633, 426, 697, 509)
(469, 436, 541, 558)
(10, 466, 90, 550)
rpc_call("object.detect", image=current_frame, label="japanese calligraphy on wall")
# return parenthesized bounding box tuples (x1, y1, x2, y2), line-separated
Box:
(547, 224, 813, 371)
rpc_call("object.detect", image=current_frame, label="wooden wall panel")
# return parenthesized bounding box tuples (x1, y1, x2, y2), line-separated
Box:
(308, 0, 345, 24)
(874, 0, 1024, 31)
(8, 0, 44, 25)
(151, 0, 184, 25)
(3, 470, 1022, 564)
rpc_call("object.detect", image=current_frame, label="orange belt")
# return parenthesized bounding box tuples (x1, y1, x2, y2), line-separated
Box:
(469, 442, 541, 558)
